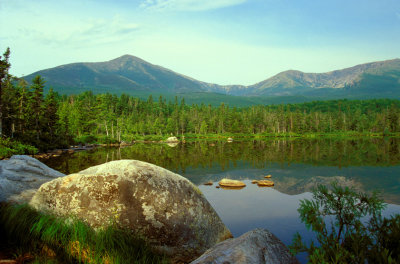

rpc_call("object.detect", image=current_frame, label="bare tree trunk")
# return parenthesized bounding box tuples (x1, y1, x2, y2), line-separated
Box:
(104, 121, 109, 137)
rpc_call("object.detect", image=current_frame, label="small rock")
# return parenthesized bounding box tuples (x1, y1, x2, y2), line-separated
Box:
(251, 180, 259, 184)
(219, 178, 246, 188)
(165, 136, 179, 143)
(227, 137, 233, 142)
(264, 175, 272, 178)
(204, 181, 213, 186)
(220, 186, 245, 190)
(257, 180, 274, 187)
(216, 186, 220, 189)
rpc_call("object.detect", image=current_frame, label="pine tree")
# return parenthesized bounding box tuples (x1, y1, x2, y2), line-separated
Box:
(30, 75, 45, 144)
(0, 47, 11, 137)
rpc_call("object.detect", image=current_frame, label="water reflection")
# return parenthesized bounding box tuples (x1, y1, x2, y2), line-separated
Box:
(42, 138, 400, 204)
(40, 138, 400, 263)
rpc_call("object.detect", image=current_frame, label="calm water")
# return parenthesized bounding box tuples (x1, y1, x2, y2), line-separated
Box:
(41, 138, 400, 263)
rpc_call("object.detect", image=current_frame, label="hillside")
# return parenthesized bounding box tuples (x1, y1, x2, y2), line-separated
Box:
(23, 55, 216, 94)
(22, 56, 400, 103)
(248, 59, 400, 96)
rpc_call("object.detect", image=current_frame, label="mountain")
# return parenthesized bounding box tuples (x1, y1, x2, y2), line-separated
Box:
(22, 56, 400, 104)
(23, 54, 218, 94)
(248, 59, 400, 97)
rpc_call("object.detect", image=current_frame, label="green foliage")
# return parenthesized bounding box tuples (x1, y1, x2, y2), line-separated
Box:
(96, 135, 120, 145)
(2, 48, 400, 152)
(0, 203, 167, 264)
(290, 182, 400, 263)
(0, 138, 37, 159)
(74, 134, 98, 145)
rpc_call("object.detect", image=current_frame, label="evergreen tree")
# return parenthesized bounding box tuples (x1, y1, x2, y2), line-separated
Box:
(0, 47, 11, 137)
(30, 75, 46, 144)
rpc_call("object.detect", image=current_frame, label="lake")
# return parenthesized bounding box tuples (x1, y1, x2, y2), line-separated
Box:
(40, 137, 400, 263)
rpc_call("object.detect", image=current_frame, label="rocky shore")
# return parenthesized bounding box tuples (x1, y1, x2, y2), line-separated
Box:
(0, 155, 298, 263)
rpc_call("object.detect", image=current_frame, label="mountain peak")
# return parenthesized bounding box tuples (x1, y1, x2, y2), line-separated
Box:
(21, 55, 400, 99)
(110, 54, 145, 63)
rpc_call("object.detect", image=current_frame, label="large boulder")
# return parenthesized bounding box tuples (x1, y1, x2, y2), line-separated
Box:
(30, 160, 232, 263)
(0, 155, 65, 203)
(191, 228, 299, 264)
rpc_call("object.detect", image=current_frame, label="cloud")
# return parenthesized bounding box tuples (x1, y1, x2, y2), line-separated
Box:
(8, 16, 140, 49)
(140, 0, 247, 12)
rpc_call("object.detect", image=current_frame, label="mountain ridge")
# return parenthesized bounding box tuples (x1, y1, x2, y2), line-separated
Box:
(22, 55, 400, 100)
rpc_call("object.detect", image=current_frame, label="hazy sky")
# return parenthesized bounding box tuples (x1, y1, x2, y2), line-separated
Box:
(1, 0, 399, 85)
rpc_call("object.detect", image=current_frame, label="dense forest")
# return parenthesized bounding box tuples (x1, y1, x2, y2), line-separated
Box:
(1, 48, 400, 153)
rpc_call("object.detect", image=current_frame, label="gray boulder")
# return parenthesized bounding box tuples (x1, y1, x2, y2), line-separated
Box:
(191, 228, 299, 264)
(0, 155, 65, 203)
(30, 160, 232, 263)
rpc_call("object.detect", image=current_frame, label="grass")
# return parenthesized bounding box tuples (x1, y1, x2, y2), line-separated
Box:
(0, 203, 168, 264)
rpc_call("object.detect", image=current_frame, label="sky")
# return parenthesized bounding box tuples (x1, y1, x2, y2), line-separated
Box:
(0, 0, 399, 85)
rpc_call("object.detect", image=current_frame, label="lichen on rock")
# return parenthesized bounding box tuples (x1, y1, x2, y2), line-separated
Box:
(30, 160, 232, 263)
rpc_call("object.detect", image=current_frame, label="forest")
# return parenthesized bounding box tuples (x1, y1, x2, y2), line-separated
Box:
(1, 48, 400, 154)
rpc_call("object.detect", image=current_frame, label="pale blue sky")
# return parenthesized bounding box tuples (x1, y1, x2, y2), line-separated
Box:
(1, 0, 399, 85)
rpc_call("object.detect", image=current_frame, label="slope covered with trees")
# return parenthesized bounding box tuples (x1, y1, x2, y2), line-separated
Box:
(1, 48, 400, 155)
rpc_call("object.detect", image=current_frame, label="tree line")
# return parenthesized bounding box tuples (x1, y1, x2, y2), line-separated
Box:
(1, 48, 400, 151)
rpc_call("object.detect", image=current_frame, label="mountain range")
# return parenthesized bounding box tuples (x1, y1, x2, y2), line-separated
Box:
(22, 55, 400, 105)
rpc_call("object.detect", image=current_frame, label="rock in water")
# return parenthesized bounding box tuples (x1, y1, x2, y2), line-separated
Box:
(30, 160, 232, 263)
(257, 180, 274, 187)
(219, 178, 246, 188)
(165, 136, 179, 143)
(190, 228, 300, 264)
(0, 155, 65, 203)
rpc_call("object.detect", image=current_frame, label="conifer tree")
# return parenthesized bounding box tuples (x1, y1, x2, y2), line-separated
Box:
(0, 47, 11, 137)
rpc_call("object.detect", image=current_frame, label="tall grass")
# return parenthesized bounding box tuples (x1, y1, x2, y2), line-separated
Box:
(0, 203, 167, 264)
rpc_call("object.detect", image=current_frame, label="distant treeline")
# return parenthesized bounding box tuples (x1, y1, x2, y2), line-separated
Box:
(2, 77, 400, 151)
(1, 48, 400, 151)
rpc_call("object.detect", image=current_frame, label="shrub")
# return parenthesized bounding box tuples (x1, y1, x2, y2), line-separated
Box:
(0, 138, 38, 159)
(290, 182, 400, 263)
(74, 135, 98, 145)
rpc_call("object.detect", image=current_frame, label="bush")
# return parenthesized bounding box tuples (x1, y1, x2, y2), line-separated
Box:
(96, 135, 120, 145)
(290, 182, 400, 263)
(74, 135, 98, 145)
(0, 138, 38, 159)
(143, 135, 164, 141)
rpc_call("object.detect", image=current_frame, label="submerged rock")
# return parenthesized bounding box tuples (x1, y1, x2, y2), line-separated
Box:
(30, 160, 232, 263)
(257, 180, 274, 187)
(264, 175, 272, 178)
(219, 178, 246, 188)
(0, 155, 65, 203)
(190, 228, 299, 264)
